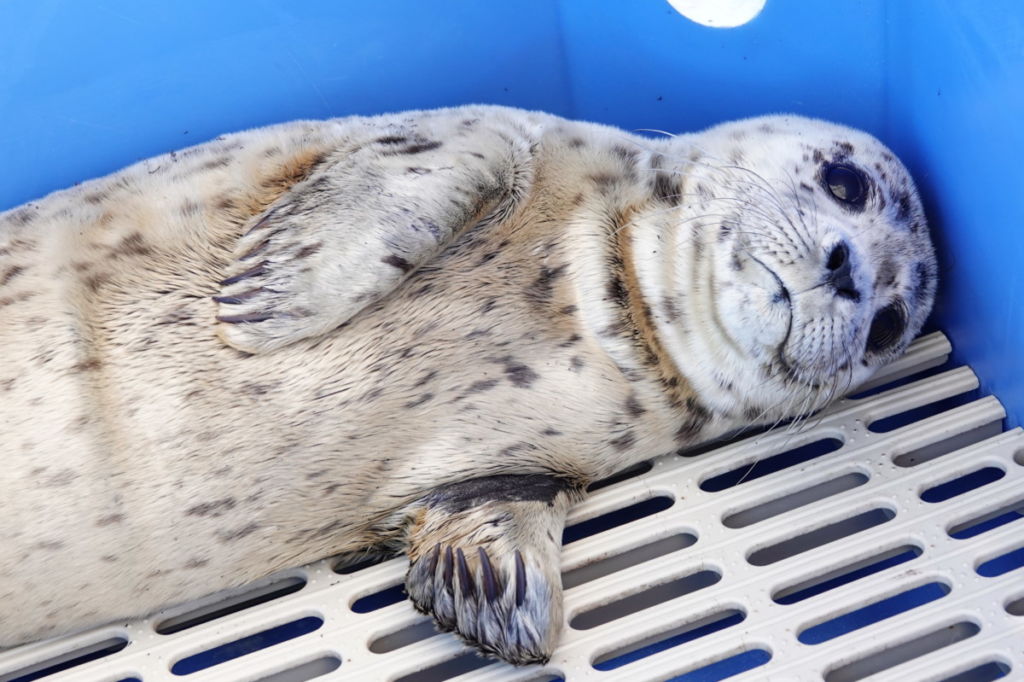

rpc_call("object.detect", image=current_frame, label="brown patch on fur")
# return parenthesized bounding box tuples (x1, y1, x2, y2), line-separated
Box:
(0, 265, 25, 287)
(111, 232, 153, 258)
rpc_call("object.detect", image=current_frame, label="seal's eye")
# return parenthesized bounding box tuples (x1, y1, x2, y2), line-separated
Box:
(866, 303, 905, 354)
(825, 163, 866, 205)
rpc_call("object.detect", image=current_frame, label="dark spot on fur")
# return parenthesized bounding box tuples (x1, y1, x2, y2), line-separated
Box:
(477, 251, 500, 266)
(731, 252, 744, 272)
(813, 149, 825, 164)
(200, 156, 231, 171)
(101, 555, 118, 563)
(675, 397, 711, 443)
(295, 242, 323, 259)
(568, 137, 586, 148)
(625, 395, 646, 417)
(35, 540, 65, 551)
(0, 265, 25, 287)
(570, 356, 584, 372)
(404, 392, 434, 409)
(504, 360, 538, 388)
(220, 261, 268, 287)
(407, 166, 431, 175)
(559, 334, 582, 348)
(589, 173, 619, 189)
(837, 142, 854, 155)
(219, 522, 261, 541)
(376, 135, 408, 145)
(561, 304, 578, 315)
(465, 378, 500, 395)
(41, 469, 77, 487)
(895, 191, 912, 223)
(84, 272, 110, 292)
(800, 182, 814, 193)
(384, 140, 443, 156)
(184, 557, 209, 569)
(413, 369, 438, 388)
(609, 431, 636, 450)
(607, 274, 629, 308)
(382, 253, 413, 273)
(96, 513, 124, 527)
(542, 427, 562, 436)
(480, 298, 498, 314)
(72, 357, 102, 373)
(468, 151, 485, 159)
(526, 264, 568, 304)
(186, 497, 237, 517)
(112, 232, 153, 257)
(875, 259, 898, 289)
(84, 191, 108, 204)
(653, 171, 681, 205)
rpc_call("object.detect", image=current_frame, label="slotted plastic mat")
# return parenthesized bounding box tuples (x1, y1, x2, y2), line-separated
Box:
(2, 332, 1022, 682)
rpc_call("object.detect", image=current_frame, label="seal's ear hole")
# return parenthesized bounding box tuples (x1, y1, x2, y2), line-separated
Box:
(866, 304, 906, 354)
(825, 163, 866, 205)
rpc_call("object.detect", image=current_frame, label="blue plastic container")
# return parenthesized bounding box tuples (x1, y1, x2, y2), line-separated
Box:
(1, 4, 1022, 679)
(2, 1, 1021, 430)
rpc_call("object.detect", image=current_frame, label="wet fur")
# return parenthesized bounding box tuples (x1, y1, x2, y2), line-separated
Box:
(0, 105, 935, 663)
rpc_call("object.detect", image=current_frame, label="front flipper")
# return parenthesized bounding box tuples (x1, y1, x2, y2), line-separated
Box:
(404, 474, 583, 666)
(215, 121, 532, 353)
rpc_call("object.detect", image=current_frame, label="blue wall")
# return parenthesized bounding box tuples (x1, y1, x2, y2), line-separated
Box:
(1, 0, 1020, 426)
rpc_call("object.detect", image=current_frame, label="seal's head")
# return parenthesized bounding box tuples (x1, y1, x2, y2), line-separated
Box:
(644, 115, 937, 423)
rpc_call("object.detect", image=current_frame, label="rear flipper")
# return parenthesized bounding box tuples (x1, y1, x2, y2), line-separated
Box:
(404, 474, 583, 665)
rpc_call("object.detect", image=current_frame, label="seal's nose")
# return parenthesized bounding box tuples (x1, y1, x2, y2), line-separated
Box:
(826, 241, 860, 301)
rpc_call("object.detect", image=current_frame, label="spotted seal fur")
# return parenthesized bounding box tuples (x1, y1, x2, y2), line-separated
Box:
(0, 105, 936, 665)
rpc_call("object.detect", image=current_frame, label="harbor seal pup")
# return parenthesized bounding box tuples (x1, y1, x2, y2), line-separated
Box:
(0, 105, 936, 665)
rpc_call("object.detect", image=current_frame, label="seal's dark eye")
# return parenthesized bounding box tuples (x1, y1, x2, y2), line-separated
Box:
(825, 163, 866, 205)
(866, 303, 905, 354)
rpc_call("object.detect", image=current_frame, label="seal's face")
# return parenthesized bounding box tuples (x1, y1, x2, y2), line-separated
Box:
(662, 115, 937, 417)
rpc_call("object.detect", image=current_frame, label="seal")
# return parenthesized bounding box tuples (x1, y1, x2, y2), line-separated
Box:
(0, 105, 936, 665)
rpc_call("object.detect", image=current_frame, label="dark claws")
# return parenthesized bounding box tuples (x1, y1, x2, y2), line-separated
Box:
(514, 549, 527, 607)
(441, 545, 454, 593)
(424, 543, 440, 579)
(216, 312, 274, 324)
(477, 547, 500, 603)
(212, 288, 266, 305)
(455, 548, 475, 599)
(219, 261, 267, 287)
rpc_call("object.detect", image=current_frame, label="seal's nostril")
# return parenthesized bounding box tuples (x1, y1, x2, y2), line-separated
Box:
(826, 242, 849, 271)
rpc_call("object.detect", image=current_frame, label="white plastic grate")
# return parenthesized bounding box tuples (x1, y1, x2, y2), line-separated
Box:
(2, 332, 1022, 682)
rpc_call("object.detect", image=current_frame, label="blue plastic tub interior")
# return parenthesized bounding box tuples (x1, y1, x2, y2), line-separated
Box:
(1, 3, 1021, 679)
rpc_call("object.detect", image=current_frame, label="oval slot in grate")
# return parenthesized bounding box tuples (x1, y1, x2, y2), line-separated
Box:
(392, 651, 490, 682)
(170, 616, 323, 675)
(824, 621, 980, 682)
(3, 637, 128, 682)
(570, 569, 721, 630)
(772, 543, 922, 605)
(747, 507, 895, 567)
(156, 576, 306, 635)
(798, 581, 950, 645)
(948, 499, 1024, 539)
(664, 648, 772, 682)
(699, 438, 843, 492)
(939, 661, 1012, 682)
(350, 584, 407, 613)
(920, 466, 1005, 503)
(252, 655, 342, 682)
(562, 532, 697, 589)
(723, 471, 868, 528)
(562, 495, 674, 544)
(591, 609, 746, 671)
(977, 546, 1024, 577)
